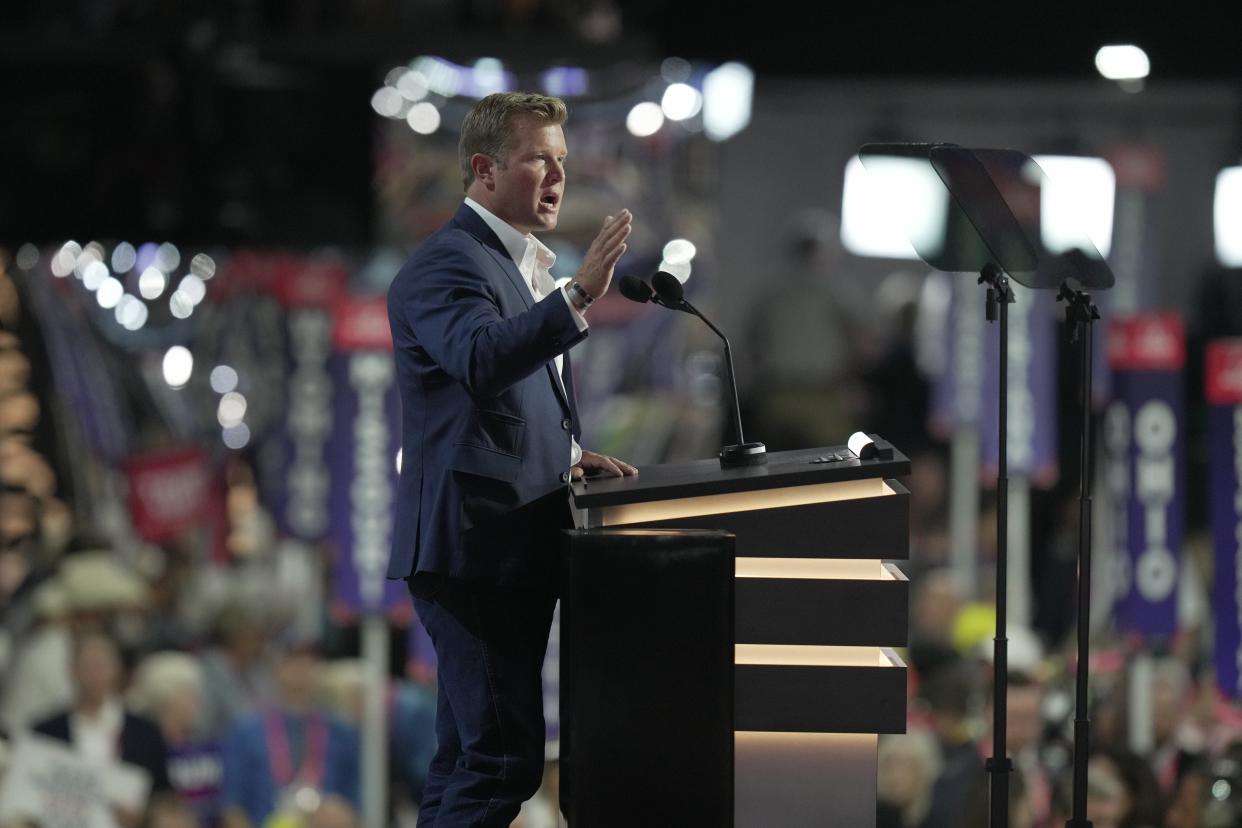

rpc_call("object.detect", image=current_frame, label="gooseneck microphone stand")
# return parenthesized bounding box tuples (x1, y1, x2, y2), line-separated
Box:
(649, 271, 766, 467)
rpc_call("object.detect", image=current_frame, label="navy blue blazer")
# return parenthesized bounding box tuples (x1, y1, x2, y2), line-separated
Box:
(386, 203, 587, 585)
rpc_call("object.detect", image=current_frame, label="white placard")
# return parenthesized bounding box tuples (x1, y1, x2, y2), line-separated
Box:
(0, 735, 151, 828)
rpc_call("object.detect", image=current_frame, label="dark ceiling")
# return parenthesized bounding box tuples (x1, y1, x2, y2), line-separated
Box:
(1, 2, 1238, 245)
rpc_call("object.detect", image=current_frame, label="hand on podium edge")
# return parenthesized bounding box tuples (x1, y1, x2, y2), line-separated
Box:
(572, 450, 638, 480)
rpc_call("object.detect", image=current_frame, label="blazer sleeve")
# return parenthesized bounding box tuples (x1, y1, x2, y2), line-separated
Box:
(394, 245, 587, 398)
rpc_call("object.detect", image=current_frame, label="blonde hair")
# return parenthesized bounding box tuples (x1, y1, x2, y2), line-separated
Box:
(127, 651, 202, 715)
(459, 92, 567, 191)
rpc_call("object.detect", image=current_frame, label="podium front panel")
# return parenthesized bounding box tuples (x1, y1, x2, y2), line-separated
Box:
(559, 528, 734, 828)
(567, 444, 910, 828)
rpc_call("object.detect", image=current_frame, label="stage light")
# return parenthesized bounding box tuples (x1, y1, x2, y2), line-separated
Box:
(95, 277, 124, 309)
(661, 57, 692, 83)
(703, 62, 753, 141)
(51, 244, 77, 278)
(1032, 155, 1116, 257)
(371, 87, 403, 118)
(223, 423, 251, 449)
(74, 243, 103, 279)
(155, 242, 180, 273)
(190, 253, 216, 280)
(541, 67, 588, 97)
(1095, 45, 1150, 80)
(626, 102, 664, 137)
(15, 244, 37, 271)
(659, 259, 692, 282)
(470, 58, 510, 98)
(406, 102, 441, 135)
(841, 154, 947, 260)
(210, 365, 239, 394)
(396, 448, 403, 474)
(1215, 166, 1242, 267)
(116, 295, 147, 330)
(162, 346, 193, 388)
(396, 69, 429, 101)
(414, 56, 465, 98)
(662, 83, 703, 121)
(111, 242, 136, 273)
(139, 266, 166, 300)
(217, 392, 247, 428)
(662, 239, 697, 265)
(136, 242, 159, 273)
(178, 274, 206, 305)
(170, 290, 194, 319)
(82, 260, 108, 291)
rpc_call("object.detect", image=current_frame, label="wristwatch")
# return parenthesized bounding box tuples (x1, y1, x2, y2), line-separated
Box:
(568, 281, 595, 312)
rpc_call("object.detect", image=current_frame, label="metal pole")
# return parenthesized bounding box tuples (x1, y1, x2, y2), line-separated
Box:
(361, 614, 390, 828)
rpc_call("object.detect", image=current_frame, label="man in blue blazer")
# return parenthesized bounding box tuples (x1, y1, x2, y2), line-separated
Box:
(387, 92, 636, 826)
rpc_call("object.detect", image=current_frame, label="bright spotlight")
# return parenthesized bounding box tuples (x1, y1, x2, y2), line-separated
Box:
(626, 102, 665, 138)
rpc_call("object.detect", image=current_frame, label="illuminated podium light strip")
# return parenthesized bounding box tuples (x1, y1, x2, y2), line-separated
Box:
(598, 477, 894, 527)
(735, 557, 900, 580)
(735, 644, 896, 668)
(734, 562, 908, 647)
(734, 647, 907, 733)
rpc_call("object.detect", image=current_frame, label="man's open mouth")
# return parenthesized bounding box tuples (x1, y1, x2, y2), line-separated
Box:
(540, 193, 560, 208)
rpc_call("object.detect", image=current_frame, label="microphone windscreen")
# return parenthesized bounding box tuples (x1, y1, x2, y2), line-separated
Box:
(650, 271, 684, 303)
(618, 275, 653, 304)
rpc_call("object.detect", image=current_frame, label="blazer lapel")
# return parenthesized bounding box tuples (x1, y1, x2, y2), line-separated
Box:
(453, 203, 572, 414)
(452, 204, 533, 311)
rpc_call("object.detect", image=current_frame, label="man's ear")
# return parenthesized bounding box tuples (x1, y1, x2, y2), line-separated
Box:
(471, 153, 496, 188)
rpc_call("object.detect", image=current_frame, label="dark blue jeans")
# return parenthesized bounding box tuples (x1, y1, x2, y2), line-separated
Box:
(409, 576, 557, 827)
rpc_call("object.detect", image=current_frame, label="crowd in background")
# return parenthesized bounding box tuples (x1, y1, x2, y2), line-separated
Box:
(3, 224, 1242, 827)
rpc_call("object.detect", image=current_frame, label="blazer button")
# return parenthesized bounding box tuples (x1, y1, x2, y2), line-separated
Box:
(561, 418, 571, 431)
(560, 471, 570, 483)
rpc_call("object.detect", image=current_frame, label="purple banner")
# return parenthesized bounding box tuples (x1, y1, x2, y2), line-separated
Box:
(272, 307, 336, 540)
(929, 279, 1058, 485)
(979, 285, 1060, 485)
(1109, 315, 1185, 639)
(929, 277, 986, 435)
(327, 350, 407, 617)
(1209, 340, 1242, 698)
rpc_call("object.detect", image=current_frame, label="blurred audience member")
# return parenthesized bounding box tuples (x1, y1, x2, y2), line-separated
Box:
(925, 670, 1048, 828)
(956, 764, 1033, 828)
(305, 794, 360, 828)
(917, 658, 978, 768)
(1050, 759, 1127, 828)
(908, 568, 964, 678)
(146, 795, 203, 828)
(130, 651, 224, 827)
(200, 599, 276, 739)
(1, 577, 72, 733)
(219, 639, 359, 828)
(1091, 746, 1165, 828)
(1164, 759, 1209, 828)
(3, 549, 148, 733)
(1149, 658, 1202, 795)
(32, 629, 170, 825)
(878, 730, 942, 827)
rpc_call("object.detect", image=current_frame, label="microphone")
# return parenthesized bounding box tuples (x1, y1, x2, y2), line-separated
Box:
(618, 274, 682, 310)
(618, 274, 655, 304)
(648, 272, 766, 468)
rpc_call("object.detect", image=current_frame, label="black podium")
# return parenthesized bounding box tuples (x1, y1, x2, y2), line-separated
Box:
(560, 442, 912, 828)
